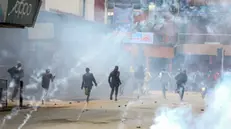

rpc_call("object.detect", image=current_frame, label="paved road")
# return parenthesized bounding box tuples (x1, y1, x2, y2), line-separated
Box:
(0, 91, 205, 129)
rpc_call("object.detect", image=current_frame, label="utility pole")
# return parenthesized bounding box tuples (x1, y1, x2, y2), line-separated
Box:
(82, 0, 86, 18)
(104, 0, 108, 24)
(221, 49, 224, 75)
(217, 48, 224, 75)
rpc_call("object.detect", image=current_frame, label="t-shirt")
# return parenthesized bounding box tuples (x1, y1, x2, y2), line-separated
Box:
(109, 71, 121, 85)
(41, 73, 53, 88)
(82, 73, 96, 88)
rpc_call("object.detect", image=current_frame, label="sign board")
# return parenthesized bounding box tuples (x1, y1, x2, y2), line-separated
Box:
(123, 32, 153, 44)
(113, 4, 133, 30)
(5, 0, 42, 27)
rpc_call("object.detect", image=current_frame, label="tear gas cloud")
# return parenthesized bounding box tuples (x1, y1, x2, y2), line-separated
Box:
(1, 1, 231, 128)
(151, 74, 231, 129)
(0, 11, 134, 101)
(142, 1, 231, 129)
(3, 1, 230, 101)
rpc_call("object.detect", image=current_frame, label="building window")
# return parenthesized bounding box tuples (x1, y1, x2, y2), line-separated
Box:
(107, 15, 113, 24)
(107, 12, 114, 16)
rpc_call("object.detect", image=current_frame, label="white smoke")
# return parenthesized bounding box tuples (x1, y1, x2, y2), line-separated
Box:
(150, 74, 231, 129)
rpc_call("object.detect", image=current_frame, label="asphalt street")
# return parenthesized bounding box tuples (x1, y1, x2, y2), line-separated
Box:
(0, 91, 205, 129)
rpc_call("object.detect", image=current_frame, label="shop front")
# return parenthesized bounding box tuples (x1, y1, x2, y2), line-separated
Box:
(122, 31, 174, 72)
(175, 44, 231, 72)
(123, 44, 174, 72)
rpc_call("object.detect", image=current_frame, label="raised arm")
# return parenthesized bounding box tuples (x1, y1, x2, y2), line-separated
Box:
(108, 72, 112, 84)
(51, 74, 55, 82)
(7, 67, 15, 78)
(118, 72, 122, 85)
(91, 74, 97, 86)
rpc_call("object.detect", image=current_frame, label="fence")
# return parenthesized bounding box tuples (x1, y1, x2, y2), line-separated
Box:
(177, 33, 231, 45)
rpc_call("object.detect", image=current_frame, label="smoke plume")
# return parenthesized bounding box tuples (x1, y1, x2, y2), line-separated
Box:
(151, 74, 231, 129)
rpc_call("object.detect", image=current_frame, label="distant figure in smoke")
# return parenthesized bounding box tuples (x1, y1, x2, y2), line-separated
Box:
(40, 69, 55, 104)
(144, 68, 152, 95)
(8, 62, 24, 102)
(129, 65, 135, 90)
(159, 68, 171, 99)
(108, 66, 121, 101)
(175, 69, 188, 101)
(129, 66, 135, 76)
(134, 66, 145, 99)
(81, 68, 97, 103)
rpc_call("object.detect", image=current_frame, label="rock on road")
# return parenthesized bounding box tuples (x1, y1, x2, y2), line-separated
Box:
(0, 91, 205, 129)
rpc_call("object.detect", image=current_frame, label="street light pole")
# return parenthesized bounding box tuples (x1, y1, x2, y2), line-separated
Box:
(104, 0, 108, 24)
(221, 49, 224, 75)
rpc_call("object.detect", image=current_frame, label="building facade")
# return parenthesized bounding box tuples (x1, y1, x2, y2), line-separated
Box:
(40, 0, 105, 22)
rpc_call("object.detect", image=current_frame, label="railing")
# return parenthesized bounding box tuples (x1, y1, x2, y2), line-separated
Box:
(177, 33, 231, 45)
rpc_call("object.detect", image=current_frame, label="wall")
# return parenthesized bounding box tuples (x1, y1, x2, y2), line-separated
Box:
(43, 0, 97, 21)
(94, 0, 105, 22)
(144, 46, 174, 58)
(85, 0, 95, 21)
(43, 0, 83, 16)
(124, 45, 174, 58)
(177, 44, 231, 56)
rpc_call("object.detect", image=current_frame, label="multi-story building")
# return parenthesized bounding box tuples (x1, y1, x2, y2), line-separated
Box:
(105, 0, 231, 72)
(40, 0, 105, 21)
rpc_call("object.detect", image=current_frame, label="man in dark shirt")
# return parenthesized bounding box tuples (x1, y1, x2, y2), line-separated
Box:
(175, 69, 188, 101)
(40, 69, 55, 104)
(8, 62, 24, 102)
(108, 66, 121, 101)
(81, 68, 97, 103)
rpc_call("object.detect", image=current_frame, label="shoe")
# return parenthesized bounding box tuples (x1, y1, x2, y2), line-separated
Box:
(110, 97, 113, 100)
(115, 98, 117, 101)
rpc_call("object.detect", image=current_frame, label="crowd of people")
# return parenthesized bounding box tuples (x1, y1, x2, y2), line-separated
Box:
(3, 61, 224, 105)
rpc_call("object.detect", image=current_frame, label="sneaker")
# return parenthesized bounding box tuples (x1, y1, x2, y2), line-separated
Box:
(110, 97, 113, 100)
(115, 98, 118, 101)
